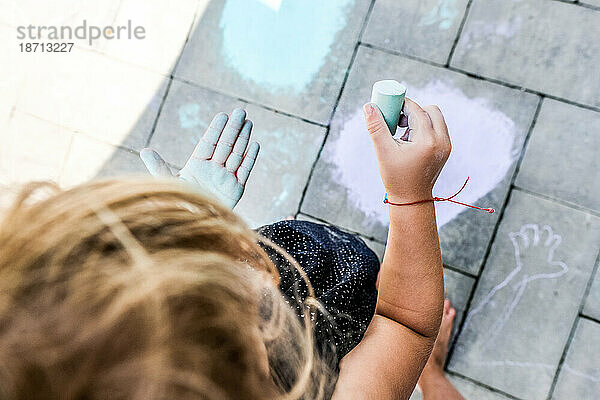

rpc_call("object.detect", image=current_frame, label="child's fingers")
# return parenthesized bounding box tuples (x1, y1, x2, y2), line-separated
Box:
(226, 119, 253, 173)
(140, 148, 174, 177)
(236, 141, 260, 185)
(422, 105, 449, 137)
(403, 98, 435, 143)
(422, 105, 451, 149)
(212, 108, 246, 164)
(191, 112, 228, 161)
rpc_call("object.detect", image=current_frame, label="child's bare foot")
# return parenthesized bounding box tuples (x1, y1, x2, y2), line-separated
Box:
(284, 215, 295, 220)
(419, 299, 456, 384)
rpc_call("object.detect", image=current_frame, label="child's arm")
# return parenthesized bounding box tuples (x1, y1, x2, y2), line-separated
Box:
(332, 99, 450, 399)
(140, 108, 260, 209)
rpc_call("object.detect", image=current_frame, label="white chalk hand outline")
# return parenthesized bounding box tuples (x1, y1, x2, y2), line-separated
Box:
(462, 224, 568, 348)
(140, 109, 260, 209)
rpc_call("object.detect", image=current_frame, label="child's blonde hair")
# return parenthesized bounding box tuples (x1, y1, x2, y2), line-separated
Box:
(0, 178, 335, 400)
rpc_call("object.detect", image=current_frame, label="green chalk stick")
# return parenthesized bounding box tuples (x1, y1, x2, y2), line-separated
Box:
(370, 80, 406, 135)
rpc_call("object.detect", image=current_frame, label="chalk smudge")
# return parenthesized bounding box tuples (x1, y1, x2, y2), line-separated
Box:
(178, 103, 207, 130)
(219, 0, 353, 93)
(461, 17, 522, 49)
(325, 80, 518, 228)
(419, 0, 460, 30)
(562, 364, 600, 384)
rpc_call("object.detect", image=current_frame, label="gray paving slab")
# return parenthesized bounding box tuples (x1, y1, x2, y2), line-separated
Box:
(516, 99, 600, 212)
(174, 0, 371, 124)
(363, 0, 469, 64)
(552, 318, 600, 399)
(581, 0, 600, 7)
(61, 134, 146, 188)
(15, 47, 169, 150)
(583, 264, 600, 321)
(150, 80, 325, 228)
(301, 45, 539, 275)
(451, 0, 600, 108)
(444, 269, 475, 339)
(411, 374, 513, 400)
(449, 190, 600, 400)
(448, 375, 513, 400)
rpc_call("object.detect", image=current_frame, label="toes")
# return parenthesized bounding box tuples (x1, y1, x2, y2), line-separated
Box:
(443, 299, 451, 314)
(448, 307, 456, 321)
(441, 299, 456, 331)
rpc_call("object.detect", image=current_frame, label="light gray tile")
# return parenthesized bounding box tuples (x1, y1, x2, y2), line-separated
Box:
(444, 269, 475, 339)
(302, 45, 539, 274)
(552, 318, 600, 399)
(296, 213, 329, 225)
(583, 264, 600, 321)
(61, 134, 146, 187)
(516, 99, 600, 212)
(451, 0, 600, 108)
(150, 80, 325, 228)
(15, 47, 169, 149)
(0, 111, 73, 185)
(100, 0, 199, 74)
(412, 374, 513, 400)
(581, 0, 600, 7)
(449, 190, 600, 400)
(175, 0, 371, 124)
(363, 0, 469, 64)
(448, 375, 513, 400)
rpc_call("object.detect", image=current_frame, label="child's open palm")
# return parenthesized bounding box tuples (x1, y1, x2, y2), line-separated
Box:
(140, 109, 260, 208)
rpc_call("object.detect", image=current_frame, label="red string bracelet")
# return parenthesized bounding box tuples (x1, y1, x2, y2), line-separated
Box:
(383, 177, 495, 214)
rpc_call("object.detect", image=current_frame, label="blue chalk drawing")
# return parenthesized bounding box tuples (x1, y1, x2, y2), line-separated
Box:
(420, 0, 459, 30)
(178, 103, 204, 129)
(219, 0, 353, 93)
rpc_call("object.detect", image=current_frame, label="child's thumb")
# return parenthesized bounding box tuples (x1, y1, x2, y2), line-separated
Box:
(363, 103, 395, 152)
(140, 148, 174, 177)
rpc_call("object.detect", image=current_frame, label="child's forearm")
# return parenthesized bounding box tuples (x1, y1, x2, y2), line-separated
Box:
(377, 201, 444, 339)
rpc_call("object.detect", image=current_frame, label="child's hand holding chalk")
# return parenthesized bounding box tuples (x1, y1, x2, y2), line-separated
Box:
(365, 83, 451, 204)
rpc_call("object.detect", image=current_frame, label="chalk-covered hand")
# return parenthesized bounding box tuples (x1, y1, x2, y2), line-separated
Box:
(140, 108, 260, 209)
(363, 98, 451, 203)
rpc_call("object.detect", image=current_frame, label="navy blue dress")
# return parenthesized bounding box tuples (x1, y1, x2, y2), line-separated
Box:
(255, 220, 380, 362)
